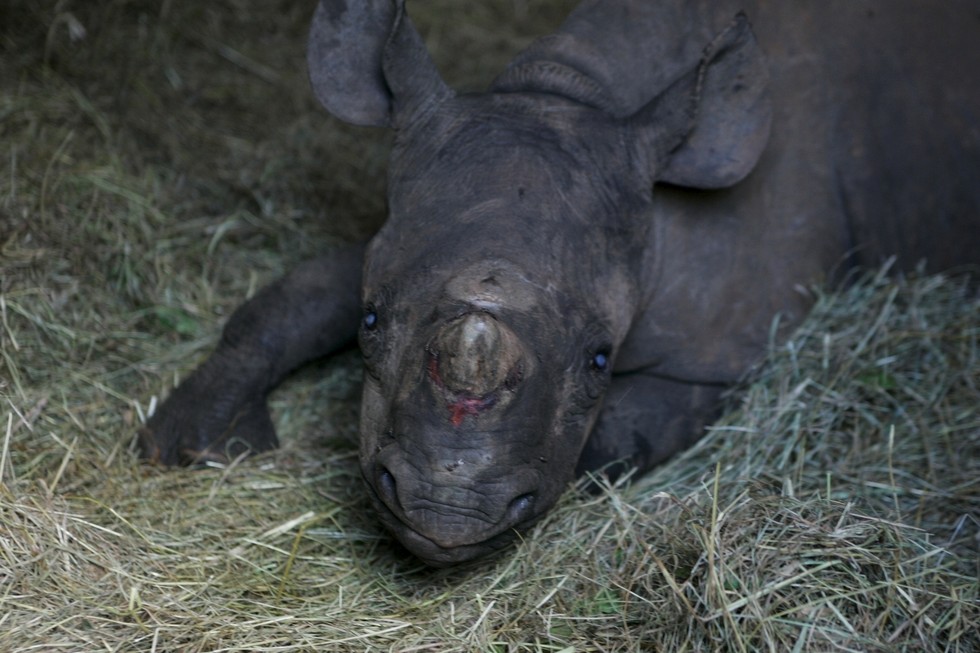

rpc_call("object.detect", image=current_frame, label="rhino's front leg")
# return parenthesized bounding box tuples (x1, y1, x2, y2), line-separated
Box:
(140, 245, 364, 465)
(576, 371, 726, 481)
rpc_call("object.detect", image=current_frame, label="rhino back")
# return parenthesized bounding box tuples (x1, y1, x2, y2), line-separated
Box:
(556, 1, 980, 380)
(495, 0, 979, 268)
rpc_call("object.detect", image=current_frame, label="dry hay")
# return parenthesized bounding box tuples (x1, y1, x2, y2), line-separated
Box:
(1, 1, 977, 651)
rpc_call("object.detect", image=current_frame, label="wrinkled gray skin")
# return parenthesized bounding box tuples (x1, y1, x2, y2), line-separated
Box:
(141, 0, 980, 566)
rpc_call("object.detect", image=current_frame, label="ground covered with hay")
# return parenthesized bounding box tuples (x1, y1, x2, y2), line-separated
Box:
(1, 1, 977, 651)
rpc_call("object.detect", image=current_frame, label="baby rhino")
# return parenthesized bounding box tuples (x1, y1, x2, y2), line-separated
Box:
(140, 0, 980, 566)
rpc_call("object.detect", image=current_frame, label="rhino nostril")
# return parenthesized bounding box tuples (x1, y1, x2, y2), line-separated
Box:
(377, 466, 400, 509)
(507, 493, 535, 522)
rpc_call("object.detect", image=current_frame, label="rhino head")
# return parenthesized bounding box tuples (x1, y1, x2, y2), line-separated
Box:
(308, 0, 770, 565)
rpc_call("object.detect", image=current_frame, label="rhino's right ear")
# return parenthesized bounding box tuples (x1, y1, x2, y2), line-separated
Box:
(307, 0, 395, 127)
(633, 14, 772, 190)
(308, 0, 453, 128)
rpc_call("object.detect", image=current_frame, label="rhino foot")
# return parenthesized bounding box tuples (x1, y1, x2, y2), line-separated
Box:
(577, 372, 725, 482)
(139, 364, 278, 467)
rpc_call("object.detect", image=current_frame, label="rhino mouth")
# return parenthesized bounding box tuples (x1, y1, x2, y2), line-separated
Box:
(362, 467, 539, 566)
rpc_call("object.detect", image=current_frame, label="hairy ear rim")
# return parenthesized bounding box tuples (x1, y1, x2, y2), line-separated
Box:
(381, 0, 455, 129)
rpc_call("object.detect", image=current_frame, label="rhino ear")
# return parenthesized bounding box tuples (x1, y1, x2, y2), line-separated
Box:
(633, 14, 772, 189)
(381, 0, 454, 128)
(307, 0, 452, 128)
(307, 0, 394, 127)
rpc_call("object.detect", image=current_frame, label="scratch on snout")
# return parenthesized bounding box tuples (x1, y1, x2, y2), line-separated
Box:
(614, 383, 634, 408)
(444, 459, 465, 472)
(448, 395, 498, 426)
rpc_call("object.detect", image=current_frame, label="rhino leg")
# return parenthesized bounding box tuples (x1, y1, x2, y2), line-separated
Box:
(139, 245, 364, 466)
(576, 372, 726, 481)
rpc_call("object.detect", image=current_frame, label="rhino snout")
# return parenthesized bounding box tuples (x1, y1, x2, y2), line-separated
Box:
(369, 450, 539, 557)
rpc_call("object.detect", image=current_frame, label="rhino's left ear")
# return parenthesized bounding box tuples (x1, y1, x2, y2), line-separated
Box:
(634, 14, 772, 189)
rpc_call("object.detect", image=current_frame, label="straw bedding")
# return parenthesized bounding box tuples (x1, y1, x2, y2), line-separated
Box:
(1, 1, 976, 650)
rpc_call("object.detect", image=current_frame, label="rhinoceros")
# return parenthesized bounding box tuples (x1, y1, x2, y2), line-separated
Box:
(140, 0, 980, 566)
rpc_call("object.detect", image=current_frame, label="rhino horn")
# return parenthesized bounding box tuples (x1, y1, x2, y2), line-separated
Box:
(435, 314, 522, 397)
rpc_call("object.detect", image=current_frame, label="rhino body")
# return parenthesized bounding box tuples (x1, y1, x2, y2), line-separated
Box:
(141, 0, 980, 566)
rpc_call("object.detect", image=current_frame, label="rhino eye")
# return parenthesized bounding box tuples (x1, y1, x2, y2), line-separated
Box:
(363, 308, 378, 330)
(590, 350, 610, 373)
